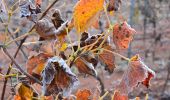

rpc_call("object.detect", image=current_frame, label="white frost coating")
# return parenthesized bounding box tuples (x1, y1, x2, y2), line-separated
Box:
(116, 56, 155, 96)
(41, 56, 79, 97)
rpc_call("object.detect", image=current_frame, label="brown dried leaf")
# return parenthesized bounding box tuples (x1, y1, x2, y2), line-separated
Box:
(107, 0, 122, 12)
(35, 18, 57, 40)
(41, 56, 78, 96)
(35, 18, 73, 41)
(99, 45, 116, 73)
(113, 54, 155, 100)
(112, 21, 136, 49)
(19, 0, 41, 22)
(76, 89, 92, 100)
(74, 56, 97, 76)
(26, 53, 52, 79)
(51, 9, 64, 29)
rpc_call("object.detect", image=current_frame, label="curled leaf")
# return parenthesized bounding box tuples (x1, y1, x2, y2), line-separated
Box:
(107, 0, 122, 12)
(35, 18, 73, 40)
(35, 18, 57, 39)
(73, 0, 104, 33)
(112, 21, 136, 49)
(19, 0, 41, 22)
(113, 54, 155, 100)
(41, 56, 78, 96)
(26, 53, 52, 79)
(51, 9, 64, 29)
(75, 56, 97, 76)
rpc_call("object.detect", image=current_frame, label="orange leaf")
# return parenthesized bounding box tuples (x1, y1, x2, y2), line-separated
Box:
(76, 89, 92, 100)
(14, 83, 38, 100)
(73, 0, 104, 33)
(35, 0, 42, 6)
(113, 54, 155, 100)
(112, 21, 136, 49)
(14, 94, 21, 100)
(26, 53, 52, 79)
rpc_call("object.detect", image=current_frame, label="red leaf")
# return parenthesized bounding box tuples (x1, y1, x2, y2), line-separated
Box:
(113, 54, 155, 100)
(112, 21, 136, 49)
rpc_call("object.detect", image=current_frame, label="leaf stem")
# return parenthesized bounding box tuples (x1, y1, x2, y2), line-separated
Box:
(102, 48, 130, 61)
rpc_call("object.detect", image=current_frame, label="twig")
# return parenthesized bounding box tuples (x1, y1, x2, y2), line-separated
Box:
(0, 16, 27, 59)
(0, 39, 25, 100)
(96, 76, 105, 96)
(0, 1, 59, 99)
(2, 47, 42, 85)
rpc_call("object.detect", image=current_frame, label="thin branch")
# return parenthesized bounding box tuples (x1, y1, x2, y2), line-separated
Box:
(2, 47, 42, 85)
(0, 16, 27, 59)
(0, 1, 59, 99)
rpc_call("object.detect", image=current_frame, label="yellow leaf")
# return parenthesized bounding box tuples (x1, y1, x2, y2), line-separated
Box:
(60, 43, 68, 51)
(15, 83, 37, 100)
(73, 0, 104, 33)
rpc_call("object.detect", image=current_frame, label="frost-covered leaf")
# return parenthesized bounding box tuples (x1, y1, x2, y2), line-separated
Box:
(112, 21, 136, 49)
(35, 18, 57, 39)
(35, 18, 73, 40)
(41, 56, 78, 96)
(73, 0, 104, 33)
(19, 0, 41, 22)
(113, 54, 155, 100)
(51, 9, 64, 29)
(107, 0, 122, 12)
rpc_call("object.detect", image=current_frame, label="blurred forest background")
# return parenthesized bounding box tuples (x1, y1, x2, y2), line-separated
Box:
(0, 0, 170, 99)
